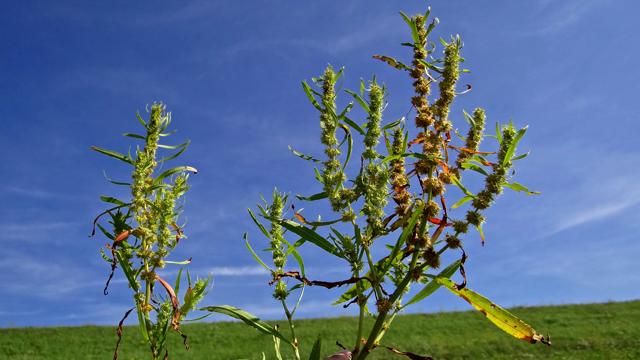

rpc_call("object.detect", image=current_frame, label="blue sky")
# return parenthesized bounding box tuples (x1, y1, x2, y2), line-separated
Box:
(1, 0, 639, 328)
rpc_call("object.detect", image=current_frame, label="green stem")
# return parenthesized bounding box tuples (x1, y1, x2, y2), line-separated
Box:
(356, 252, 419, 360)
(281, 300, 301, 360)
(353, 267, 365, 356)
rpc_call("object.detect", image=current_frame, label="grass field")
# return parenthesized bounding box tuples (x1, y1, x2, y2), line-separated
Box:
(2, 300, 639, 360)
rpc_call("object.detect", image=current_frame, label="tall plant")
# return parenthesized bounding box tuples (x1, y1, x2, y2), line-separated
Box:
(201, 9, 550, 360)
(90, 103, 211, 360)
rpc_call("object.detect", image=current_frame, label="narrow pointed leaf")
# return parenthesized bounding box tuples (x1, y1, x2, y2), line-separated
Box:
(244, 233, 271, 271)
(136, 111, 147, 128)
(153, 166, 197, 185)
(503, 126, 528, 166)
(302, 81, 323, 112)
(123, 133, 145, 140)
(248, 208, 271, 239)
(503, 182, 540, 195)
(451, 195, 473, 209)
(383, 201, 424, 273)
(331, 67, 344, 85)
(345, 89, 370, 113)
(295, 192, 328, 202)
(450, 176, 475, 198)
(199, 305, 293, 345)
(90, 147, 133, 165)
(435, 277, 545, 344)
(341, 116, 366, 136)
(460, 162, 489, 176)
(511, 150, 530, 161)
(157, 141, 189, 150)
(372, 55, 411, 71)
(99, 196, 127, 206)
(381, 118, 404, 131)
(264, 216, 342, 258)
(308, 335, 322, 360)
(103, 170, 131, 186)
(288, 146, 323, 163)
(404, 259, 461, 307)
(417, 59, 444, 74)
(159, 129, 177, 137)
(175, 267, 183, 295)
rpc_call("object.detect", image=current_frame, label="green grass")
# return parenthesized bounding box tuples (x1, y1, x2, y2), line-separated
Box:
(2, 300, 639, 360)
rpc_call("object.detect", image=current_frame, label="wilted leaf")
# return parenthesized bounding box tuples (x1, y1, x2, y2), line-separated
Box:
(435, 277, 549, 345)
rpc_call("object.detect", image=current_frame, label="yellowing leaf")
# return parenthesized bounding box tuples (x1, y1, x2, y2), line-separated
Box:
(435, 277, 548, 344)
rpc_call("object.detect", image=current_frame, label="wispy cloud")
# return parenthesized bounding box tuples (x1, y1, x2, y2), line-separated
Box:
(1, 185, 68, 199)
(0, 221, 81, 242)
(206, 266, 270, 276)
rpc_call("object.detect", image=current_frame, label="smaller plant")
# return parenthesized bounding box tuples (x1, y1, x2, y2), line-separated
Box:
(200, 9, 550, 360)
(90, 103, 211, 360)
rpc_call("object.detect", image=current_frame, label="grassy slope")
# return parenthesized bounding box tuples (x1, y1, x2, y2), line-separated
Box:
(2, 300, 639, 360)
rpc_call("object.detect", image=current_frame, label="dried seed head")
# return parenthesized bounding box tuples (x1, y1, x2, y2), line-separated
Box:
(376, 298, 393, 313)
(445, 233, 462, 249)
(424, 200, 441, 218)
(422, 247, 441, 269)
(466, 210, 485, 227)
(452, 220, 469, 234)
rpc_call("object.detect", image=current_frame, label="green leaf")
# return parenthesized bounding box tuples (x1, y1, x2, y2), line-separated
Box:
(99, 195, 127, 206)
(383, 201, 425, 273)
(123, 133, 145, 140)
(399, 11, 420, 45)
(435, 277, 544, 344)
(103, 170, 131, 186)
(153, 166, 197, 185)
(503, 126, 528, 166)
(248, 208, 271, 240)
(451, 195, 473, 209)
(199, 305, 293, 346)
(291, 250, 306, 278)
(404, 259, 461, 307)
(460, 162, 489, 176)
(90, 147, 133, 165)
(136, 111, 147, 128)
(338, 102, 354, 119)
(345, 89, 371, 113)
(302, 81, 323, 112)
(175, 267, 183, 295)
(425, 18, 437, 37)
(158, 140, 190, 163)
(450, 175, 476, 198)
(159, 129, 177, 137)
(295, 192, 328, 202)
(115, 251, 140, 292)
(417, 59, 444, 74)
(288, 146, 323, 163)
(331, 67, 344, 85)
(381, 117, 403, 131)
(314, 167, 323, 183)
(503, 182, 540, 195)
(380, 152, 442, 164)
(308, 335, 322, 360)
(142, 183, 171, 195)
(511, 150, 530, 161)
(495, 121, 502, 143)
(97, 223, 115, 240)
(100, 247, 113, 262)
(341, 116, 366, 136)
(264, 216, 342, 259)
(244, 233, 271, 271)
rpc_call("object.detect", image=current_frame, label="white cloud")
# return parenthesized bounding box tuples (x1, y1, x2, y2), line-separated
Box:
(207, 266, 270, 276)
